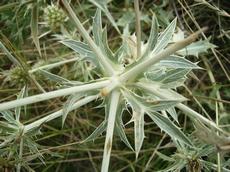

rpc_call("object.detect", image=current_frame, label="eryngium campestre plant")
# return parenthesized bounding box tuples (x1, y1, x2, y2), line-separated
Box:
(0, 0, 226, 171)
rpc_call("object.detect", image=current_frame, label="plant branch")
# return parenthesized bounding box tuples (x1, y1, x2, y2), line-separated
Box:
(29, 58, 79, 73)
(134, 0, 141, 59)
(120, 27, 207, 82)
(0, 80, 110, 111)
(101, 90, 120, 172)
(60, 0, 115, 76)
(24, 95, 97, 132)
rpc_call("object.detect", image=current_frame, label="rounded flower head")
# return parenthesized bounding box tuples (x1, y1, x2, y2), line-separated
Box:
(44, 4, 67, 31)
(9, 66, 28, 85)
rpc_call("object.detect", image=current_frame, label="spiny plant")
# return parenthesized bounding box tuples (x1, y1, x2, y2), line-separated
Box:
(0, 0, 228, 171)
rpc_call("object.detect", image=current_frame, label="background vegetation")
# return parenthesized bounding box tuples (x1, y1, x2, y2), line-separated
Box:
(0, 0, 229, 171)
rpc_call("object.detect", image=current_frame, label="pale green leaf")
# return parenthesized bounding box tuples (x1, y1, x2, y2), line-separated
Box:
(61, 40, 94, 58)
(177, 39, 216, 57)
(123, 90, 181, 113)
(31, 3, 41, 56)
(156, 150, 175, 162)
(89, 0, 120, 33)
(146, 68, 190, 88)
(142, 15, 158, 58)
(136, 81, 187, 101)
(157, 55, 201, 69)
(115, 122, 133, 150)
(62, 94, 85, 126)
(114, 102, 133, 150)
(61, 39, 99, 66)
(152, 18, 177, 54)
(133, 110, 145, 158)
(92, 9, 103, 46)
(15, 86, 27, 121)
(166, 107, 178, 123)
(0, 111, 16, 125)
(0, 41, 20, 66)
(83, 121, 107, 143)
(38, 69, 70, 83)
(147, 112, 193, 146)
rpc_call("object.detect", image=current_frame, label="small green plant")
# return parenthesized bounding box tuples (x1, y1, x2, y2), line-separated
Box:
(0, 0, 229, 171)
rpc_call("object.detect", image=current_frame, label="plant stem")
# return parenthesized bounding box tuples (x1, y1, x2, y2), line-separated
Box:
(16, 137, 23, 172)
(120, 28, 206, 82)
(101, 90, 120, 172)
(216, 102, 221, 172)
(24, 95, 97, 132)
(134, 0, 141, 59)
(61, 0, 115, 76)
(29, 58, 79, 73)
(0, 80, 109, 111)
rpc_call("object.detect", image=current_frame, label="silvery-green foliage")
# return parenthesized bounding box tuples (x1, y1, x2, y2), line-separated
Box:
(0, 87, 44, 171)
(0, 2, 219, 171)
(59, 9, 212, 164)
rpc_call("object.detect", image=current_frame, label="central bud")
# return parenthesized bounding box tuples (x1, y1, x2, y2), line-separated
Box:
(100, 76, 122, 97)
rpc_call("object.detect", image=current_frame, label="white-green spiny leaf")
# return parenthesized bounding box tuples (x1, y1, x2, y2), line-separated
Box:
(114, 102, 133, 150)
(156, 150, 175, 162)
(0, 41, 20, 66)
(146, 68, 190, 88)
(15, 86, 27, 121)
(92, 10, 115, 65)
(0, 110, 16, 125)
(147, 112, 193, 146)
(166, 107, 179, 124)
(123, 90, 181, 114)
(89, 0, 120, 33)
(142, 15, 158, 58)
(93, 9, 103, 46)
(60, 40, 100, 69)
(133, 109, 145, 158)
(152, 18, 177, 54)
(115, 122, 133, 150)
(62, 93, 85, 126)
(83, 120, 107, 142)
(101, 28, 115, 61)
(156, 55, 201, 69)
(31, 3, 41, 56)
(60, 40, 97, 64)
(38, 69, 70, 84)
(136, 81, 187, 101)
(177, 39, 216, 57)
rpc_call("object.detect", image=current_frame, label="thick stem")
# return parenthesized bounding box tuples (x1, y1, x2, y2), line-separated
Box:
(101, 90, 120, 172)
(61, 0, 115, 76)
(0, 80, 109, 111)
(24, 95, 97, 132)
(134, 0, 141, 59)
(120, 28, 207, 82)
